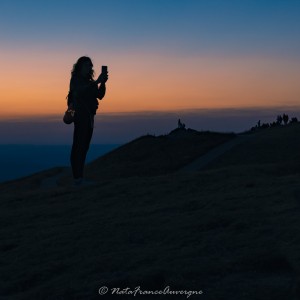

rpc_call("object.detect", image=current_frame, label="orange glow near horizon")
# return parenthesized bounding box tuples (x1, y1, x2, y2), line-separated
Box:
(1, 47, 300, 118)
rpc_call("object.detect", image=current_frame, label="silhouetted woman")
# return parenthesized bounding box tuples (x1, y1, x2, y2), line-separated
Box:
(68, 56, 108, 186)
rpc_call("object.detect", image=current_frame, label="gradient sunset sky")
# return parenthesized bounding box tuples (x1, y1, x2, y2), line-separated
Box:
(0, 0, 299, 118)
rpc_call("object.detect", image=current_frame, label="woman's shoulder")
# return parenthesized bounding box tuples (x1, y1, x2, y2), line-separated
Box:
(70, 74, 87, 87)
(72, 75, 93, 82)
(71, 74, 81, 83)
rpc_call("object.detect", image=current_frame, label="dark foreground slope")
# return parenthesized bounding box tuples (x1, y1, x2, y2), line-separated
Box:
(1, 126, 300, 300)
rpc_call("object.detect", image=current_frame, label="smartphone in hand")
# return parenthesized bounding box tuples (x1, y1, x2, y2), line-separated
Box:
(102, 65, 108, 74)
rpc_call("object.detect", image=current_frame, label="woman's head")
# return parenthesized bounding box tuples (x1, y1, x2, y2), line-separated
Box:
(71, 56, 95, 79)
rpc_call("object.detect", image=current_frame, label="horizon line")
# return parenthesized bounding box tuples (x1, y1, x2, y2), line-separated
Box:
(1, 104, 300, 121)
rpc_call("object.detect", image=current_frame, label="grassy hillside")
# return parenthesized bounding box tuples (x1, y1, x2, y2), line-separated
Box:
(1, 125, 300, 299)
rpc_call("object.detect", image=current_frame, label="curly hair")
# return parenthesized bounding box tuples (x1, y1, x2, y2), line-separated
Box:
(71, 56, 95, 80)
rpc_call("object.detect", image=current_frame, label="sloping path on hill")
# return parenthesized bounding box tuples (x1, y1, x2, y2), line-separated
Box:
(180, 134, 253, 172)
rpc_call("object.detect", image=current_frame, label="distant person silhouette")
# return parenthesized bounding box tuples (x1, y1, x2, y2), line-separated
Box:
(68, 56, 108, 186)
(178, 118, 186, 129)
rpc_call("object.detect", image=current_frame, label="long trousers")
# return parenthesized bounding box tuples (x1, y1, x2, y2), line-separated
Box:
(70, 113, 93, 179)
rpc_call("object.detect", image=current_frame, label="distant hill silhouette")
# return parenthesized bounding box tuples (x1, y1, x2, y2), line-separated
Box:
(1, 124, 300, 299)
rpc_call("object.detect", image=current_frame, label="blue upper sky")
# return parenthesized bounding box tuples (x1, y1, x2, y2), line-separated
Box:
(1, 0, 300, 57)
